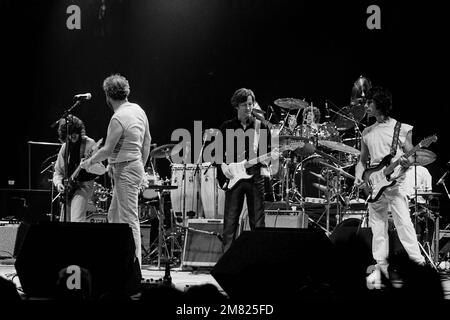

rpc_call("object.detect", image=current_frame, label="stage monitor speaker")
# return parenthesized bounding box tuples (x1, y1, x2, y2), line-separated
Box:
(211, 228, 336, 299)
(182, 219, 223, 268)
(14, 222, 141, 298)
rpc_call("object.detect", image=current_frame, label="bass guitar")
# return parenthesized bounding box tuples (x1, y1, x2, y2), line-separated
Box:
(61, 138, 104, 201)
(362, 134, 437, 203)
(217, 139, 304, 191)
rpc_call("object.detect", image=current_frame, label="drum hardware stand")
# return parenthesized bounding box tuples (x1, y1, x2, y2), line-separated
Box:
(143, 185, 182, 269)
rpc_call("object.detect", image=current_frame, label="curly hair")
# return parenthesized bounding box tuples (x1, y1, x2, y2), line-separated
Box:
(102, 74, 130, 101)
(230, 88, 255, 109)
(366, 86, 392, 117)
(302, 106, 321, 122)
(57, 115, 86, 143)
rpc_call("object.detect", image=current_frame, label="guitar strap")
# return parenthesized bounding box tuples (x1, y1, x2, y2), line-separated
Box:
(390, 121, 401, 157)
(80, 137, 87, 162)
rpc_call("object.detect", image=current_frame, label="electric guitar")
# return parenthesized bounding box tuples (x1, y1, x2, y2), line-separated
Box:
(61, 138, 104, 201)
(362, 134, 437, 203)
(217, 140, 304, 191)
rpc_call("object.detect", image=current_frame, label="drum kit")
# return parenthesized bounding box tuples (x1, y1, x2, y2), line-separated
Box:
(138, 142, 226, 267)
(265, 94, 365, 233)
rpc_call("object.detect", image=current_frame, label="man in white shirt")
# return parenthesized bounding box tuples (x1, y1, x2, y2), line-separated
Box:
(81, 74, 151, 267)
(354, 87, 425, 289)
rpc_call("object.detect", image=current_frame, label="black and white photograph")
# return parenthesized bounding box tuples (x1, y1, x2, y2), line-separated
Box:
(0, 0, 449, 313)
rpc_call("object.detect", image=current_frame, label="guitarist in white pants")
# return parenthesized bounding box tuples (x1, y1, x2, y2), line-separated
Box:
(354, 87, 425, 289)
(53, 115, 97, 222)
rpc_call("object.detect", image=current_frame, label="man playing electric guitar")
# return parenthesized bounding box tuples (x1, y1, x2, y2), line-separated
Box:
(354, 87, 425, 289)
(53, 115, 105, 222)
(216, 88, 273, 253)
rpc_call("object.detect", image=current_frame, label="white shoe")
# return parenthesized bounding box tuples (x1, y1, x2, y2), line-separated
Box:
(366, 266, 386, 290)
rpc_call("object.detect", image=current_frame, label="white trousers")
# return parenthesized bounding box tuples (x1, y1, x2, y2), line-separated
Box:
(368, 182, 424, 265)
(60, 180, 94, 222)
(108, 159, 144, 267)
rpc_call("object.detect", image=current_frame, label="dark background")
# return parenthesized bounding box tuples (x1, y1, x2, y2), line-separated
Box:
(0, 0, 448, 217)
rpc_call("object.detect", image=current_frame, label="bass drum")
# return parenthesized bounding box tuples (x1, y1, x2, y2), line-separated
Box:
(200, 163, 225, 219)
(170, 164, 202, 221)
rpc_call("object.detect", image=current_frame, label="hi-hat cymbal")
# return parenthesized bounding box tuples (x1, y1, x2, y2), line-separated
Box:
(318, 140, 360, 156)
(150, 144, 176, 159)
(411, 149, 437, 166)
(274, 98, 309, 110)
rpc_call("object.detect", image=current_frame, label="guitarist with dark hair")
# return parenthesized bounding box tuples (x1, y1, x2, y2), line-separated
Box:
(354, 87, 427, 289)
(216, 88, 273, 253)
(53, 115, 105, 222)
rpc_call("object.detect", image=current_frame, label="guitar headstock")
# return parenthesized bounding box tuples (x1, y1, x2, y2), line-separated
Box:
(419, 134, 437, 148)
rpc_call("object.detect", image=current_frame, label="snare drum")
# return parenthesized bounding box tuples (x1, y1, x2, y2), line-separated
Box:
(200, 163, 225, 219)
(170, 164, 202, 220)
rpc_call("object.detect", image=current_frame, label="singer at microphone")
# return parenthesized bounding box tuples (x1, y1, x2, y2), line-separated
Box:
(74, 93, 92, 100)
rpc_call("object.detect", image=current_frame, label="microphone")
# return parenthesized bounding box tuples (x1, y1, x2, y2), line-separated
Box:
(74, 93, 92, 100)
(325, 102, 330, 119)
(437, 171, 449, 185)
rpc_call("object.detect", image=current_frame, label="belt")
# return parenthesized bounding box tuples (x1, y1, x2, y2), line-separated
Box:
(109, 159, 139, 166)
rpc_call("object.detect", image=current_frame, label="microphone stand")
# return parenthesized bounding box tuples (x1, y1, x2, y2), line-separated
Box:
(50, 100, 83, 222)
(193, 135, 208, 218)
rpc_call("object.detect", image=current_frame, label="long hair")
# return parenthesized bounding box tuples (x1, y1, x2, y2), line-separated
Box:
(302, 106, 321, 122)
(57, 115, 86, 143)
(103, 74, 130, 101)
(366, 86, 392, 117)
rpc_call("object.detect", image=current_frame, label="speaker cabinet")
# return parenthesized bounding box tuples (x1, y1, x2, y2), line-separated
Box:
(211, 228, 336, 299)
(241, 210, 308, 231)
(181, 219, 223, 268)
(14, 222, 141, 298)
(0, 224, 19, 258)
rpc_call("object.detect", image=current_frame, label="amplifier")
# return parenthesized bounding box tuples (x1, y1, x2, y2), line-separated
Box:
(241, 210, 309, 231)
(0, 224, 18, 258)
(181, 219, 223, 268)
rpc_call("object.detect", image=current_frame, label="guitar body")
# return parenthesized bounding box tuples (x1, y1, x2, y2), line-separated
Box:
(362, 155, 397, 203)
(60, 179, 79, 203)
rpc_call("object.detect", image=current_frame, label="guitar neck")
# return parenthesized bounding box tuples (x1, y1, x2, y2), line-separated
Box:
(387, 144, 422, 171)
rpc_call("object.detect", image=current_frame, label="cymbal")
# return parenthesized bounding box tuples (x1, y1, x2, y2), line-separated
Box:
(411, 149, 437, 166)
(415, 191, 442, 197)
(351, 76, 372, 104)
(317, 161, 356, 180)
(274, 98, 309, 110)
(334, 105, 367, 131)
(318, 140, 360, 156)
(150, 144, 176, 159)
